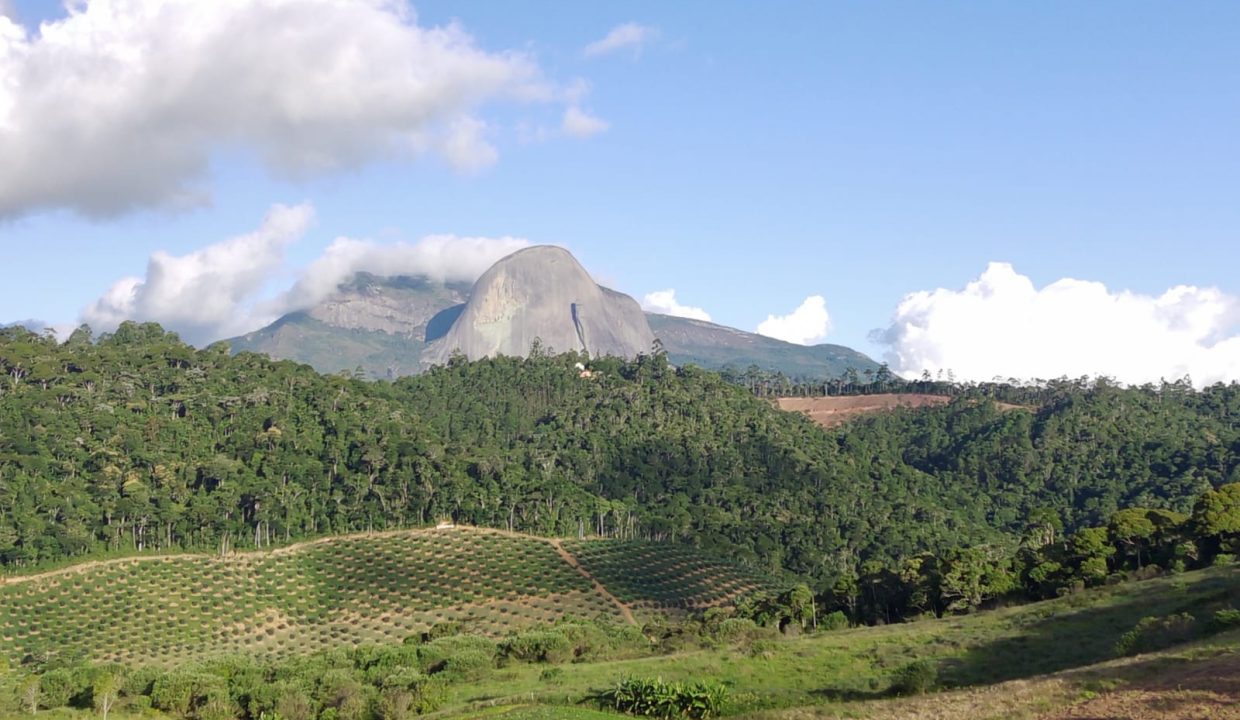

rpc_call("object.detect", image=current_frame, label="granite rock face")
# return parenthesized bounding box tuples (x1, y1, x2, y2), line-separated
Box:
(423, 246, 655, 363)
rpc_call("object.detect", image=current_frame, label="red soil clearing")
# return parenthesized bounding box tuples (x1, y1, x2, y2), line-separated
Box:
(776, 394, 954, 428)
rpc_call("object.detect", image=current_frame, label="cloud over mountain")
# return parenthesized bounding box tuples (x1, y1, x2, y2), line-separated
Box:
(0, 0, 556, 218)
(82, 204, 315, 345)
(273, 235, 530, 314)
(757, 296, 831, 345)
(877, 262, 1240, 387)
(641, 289, 711, 321)
(79, 203, 530, 346)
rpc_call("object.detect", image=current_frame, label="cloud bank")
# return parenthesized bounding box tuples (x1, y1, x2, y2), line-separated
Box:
(757, 296, 831, 345)
(877, 263, 1240, 387)
(0, 0, 556, 218)
(584, 22, 657, 58)
(80, 204, 531, 345)
(274, 234, 530, 313)
(83, 204, 315, 345)
(642, 289, 711, 321)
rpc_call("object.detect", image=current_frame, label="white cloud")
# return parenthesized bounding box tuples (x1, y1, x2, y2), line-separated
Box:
(0, 0, 558, 218)
(584, 22, 657, 58)
(562, 106, 608, 138)
(877, 262, 1240, 387)
(642, 289, 711, 322)
(82, 203, 315, 344)
(274, 234, 530, 314)
(757, 296, 831, 345)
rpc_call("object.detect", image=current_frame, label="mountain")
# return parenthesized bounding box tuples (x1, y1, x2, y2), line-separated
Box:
(649, 313, 880, 378)
(230, 247, 881, 378)
(423, 245, 654, 364)
(231, 273, 470, 377)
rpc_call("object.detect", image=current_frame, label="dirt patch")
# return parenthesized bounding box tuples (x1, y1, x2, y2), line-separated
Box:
(1040, 651, 1240, 720)
(776, 394, 1028, 429)
(776, 394, 954, 428)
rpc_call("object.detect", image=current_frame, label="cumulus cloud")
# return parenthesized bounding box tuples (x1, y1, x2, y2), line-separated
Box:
(877, 262, 1240, 387)
(561, 106, 609, 138)
(642, 290, 711, 322)
(584, 22, 657, 58)
(82, 203, 315, 344)
(0, 0, 557, 218)
(274, 234, 530, 313)
(80, 205, 532, 345)
(757, 296, 831, 345)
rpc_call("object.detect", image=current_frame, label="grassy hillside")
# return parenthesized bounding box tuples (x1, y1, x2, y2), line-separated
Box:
(434, 564, 1240, 718)
(0, 527, 773, 667)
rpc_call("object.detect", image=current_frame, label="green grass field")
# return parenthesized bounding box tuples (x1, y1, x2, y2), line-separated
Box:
(434, 564, 1240, 719)
(0, 527, 772, 667)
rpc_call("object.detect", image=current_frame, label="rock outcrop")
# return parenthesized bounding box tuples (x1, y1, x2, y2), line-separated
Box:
(423, 246, 655, 363)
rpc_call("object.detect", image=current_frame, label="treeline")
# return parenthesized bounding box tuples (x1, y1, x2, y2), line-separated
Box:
(830, 483, 1240, 625)
(722, 362, 1201, 408)
(2, 323, 1239, 599)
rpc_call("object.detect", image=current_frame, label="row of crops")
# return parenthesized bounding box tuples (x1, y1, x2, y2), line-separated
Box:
(0, 529, 617, 666)
(564, 539, 776, 613)
(0, 529, 780, 667)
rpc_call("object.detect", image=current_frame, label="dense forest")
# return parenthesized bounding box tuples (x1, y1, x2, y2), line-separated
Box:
(2, 323, 1239, 608)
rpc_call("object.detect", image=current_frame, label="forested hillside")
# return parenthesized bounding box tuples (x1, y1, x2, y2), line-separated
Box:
(2, 323, 1239, 598)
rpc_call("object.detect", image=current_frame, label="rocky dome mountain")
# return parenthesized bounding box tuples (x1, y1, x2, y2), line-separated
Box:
(230, 246, 880, 379)
(422, 246, 654, 364)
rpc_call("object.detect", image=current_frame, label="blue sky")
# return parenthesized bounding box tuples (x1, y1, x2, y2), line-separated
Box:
(1, 1, 1238, 383)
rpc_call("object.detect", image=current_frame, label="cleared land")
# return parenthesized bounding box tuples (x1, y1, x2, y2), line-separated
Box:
(776, 394, 954, 427)
(0, 527, 772, 667)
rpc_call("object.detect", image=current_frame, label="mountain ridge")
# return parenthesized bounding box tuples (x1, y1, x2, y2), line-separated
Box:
(230, 246, 880, 378)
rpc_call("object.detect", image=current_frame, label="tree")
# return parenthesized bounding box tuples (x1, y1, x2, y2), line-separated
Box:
(92, 672, 120, 720)
(18, 675, 39, 715)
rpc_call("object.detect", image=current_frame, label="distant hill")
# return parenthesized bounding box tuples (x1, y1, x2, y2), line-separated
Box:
(648, 313, 880, 378)
(230, 250, 880, 379)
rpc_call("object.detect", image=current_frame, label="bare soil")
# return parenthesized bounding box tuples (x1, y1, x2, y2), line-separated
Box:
(776, 394, 954, 428)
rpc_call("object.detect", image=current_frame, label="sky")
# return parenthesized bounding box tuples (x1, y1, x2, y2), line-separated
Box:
(1, 0, 1239, 385)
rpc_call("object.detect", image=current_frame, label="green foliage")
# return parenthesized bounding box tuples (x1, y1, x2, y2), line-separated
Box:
(1209, 608, 1240, 632)
(600, 676, 729, 719)
(890, 659, 937, 696)
(819, 611, 849, 631)
(1114, 613, 1199, 656)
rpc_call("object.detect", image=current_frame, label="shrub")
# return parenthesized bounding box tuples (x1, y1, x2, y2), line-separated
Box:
(819, 611, 849, 631)
(1209, 608, 1240, 632)
(600, 676, 729, 719)
(500, 629, 574, 664)
(711, 618, 760, 643)
(39, 667, 86, 709)
(416, 635, 496, 675)
(1115, 613, 1198, 656)
(890, 660, 937, 696)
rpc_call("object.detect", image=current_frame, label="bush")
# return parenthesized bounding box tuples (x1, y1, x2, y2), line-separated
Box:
(1115, 613, 1199, 656)
(1209, 608, 1240, 632)
(500, 629, 574, 664)
(39, 667, 87, 709)
(440, 648, 494, 680)
(819, 611, 849, 631)
(416, 635, 496, 675)
(890, 660, 937, 696)
(600, 677, 729, 719)
(711, 618, 760, 643)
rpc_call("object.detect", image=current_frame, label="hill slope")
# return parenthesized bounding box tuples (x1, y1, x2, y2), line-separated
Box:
(648, 313, 880, 378)
(0, 527, 775, 666)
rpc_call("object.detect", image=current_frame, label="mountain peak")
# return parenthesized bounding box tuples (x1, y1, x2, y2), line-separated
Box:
(423, 245, 654, 362)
